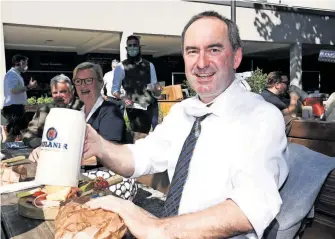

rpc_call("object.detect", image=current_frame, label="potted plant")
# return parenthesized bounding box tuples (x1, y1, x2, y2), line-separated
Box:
(25, 96, 53, 112)
(247, 68, 268, 94)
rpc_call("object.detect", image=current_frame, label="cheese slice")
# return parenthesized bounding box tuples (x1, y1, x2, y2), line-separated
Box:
(46, 186, 72, 201)
(44, 185, 71, 195)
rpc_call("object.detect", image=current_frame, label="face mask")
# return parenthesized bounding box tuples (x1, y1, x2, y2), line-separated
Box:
(127, 47, 139, 57)
(23, 65, 28, 72)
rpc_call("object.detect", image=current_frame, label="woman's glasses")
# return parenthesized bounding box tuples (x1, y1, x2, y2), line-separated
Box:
(72, 78, 95, 86)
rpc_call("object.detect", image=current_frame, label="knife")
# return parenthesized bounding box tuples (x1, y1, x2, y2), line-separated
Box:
(2, 155, 26, 164)
(5, 159, 31, 167)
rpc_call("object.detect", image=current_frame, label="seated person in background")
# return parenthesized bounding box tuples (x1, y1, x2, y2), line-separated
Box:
(74, 62, 136, 200)
(261, 71, 300, 117)
(73, 62, 128, 144)
(22, 74, 83, 148)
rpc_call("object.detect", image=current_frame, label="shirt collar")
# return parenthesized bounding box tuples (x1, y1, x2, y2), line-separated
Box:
(81, 96, 104, 122)
(11, 67, 22, 76)
(183, 80, 244, 118)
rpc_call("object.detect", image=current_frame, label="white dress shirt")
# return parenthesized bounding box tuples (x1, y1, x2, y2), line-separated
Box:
(3, 68, 27, 106)
(128, 80, 289, 239)
(101, 70, 125, 98)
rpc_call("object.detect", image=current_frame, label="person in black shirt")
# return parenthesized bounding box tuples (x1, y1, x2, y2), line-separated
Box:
(72, 62, 128, 143)
(72, 62, 136, 200)
(261, 71, 300, 117)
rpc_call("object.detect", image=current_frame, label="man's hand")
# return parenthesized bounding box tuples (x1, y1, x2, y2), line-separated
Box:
(28, 146, 41, 163)
(86, 195, 164, 239)
(82, 124, 105, 162)
(122, 97, 133, 107)
(28, 77, 37, 89)
(154, 83, 163, 92)
(148, 83, 163, 97)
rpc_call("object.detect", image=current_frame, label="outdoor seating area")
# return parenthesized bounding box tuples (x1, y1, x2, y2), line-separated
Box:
(2, 1, 335, 238)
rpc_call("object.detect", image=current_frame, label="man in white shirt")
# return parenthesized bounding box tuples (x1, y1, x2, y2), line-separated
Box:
(101, 59, 125, 113)
(2, 54, 37, 141)
(70, 11, 289, 239)
(101, 59, 125, 100)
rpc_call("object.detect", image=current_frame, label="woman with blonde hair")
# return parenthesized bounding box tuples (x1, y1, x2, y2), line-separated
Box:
(72, 62, 137, 200)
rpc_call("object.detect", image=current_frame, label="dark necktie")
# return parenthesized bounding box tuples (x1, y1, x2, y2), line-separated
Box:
(164, 113, 210, 217)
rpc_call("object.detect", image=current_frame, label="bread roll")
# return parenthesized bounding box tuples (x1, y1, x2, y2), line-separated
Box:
(55, 197, 127, 239)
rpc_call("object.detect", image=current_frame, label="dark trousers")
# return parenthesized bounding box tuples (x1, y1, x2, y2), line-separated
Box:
(2, 104, 25, 138)
(126, 105, 154, 134)
(107, 96, 125, 115)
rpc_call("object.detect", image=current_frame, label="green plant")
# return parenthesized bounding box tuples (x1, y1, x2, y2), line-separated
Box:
(158, 104, 164, 124)
(27, 96, 56, 105)
(123, 113, 131, 131)
(37, 96, 45, 104)
(248, 68, 268, 94)
(27, 97, 37, 105)
(182, 79, 197, 97)
(43, 97, 53, 104)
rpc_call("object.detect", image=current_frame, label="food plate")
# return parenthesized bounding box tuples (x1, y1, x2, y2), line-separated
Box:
(18, 197, 59, 220)
(17, 175, 123, 220)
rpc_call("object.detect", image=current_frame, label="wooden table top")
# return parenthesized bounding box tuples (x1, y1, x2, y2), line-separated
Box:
(0, 148, 136, 239)
(1, 159, 56, 239)
(0, 147, 54, 239)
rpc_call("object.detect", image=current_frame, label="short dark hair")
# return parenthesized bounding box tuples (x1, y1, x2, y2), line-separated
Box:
(266, 71, 288, 88)
(181, 11, 242, 52)
(126, 35, 140, 45)
(12, 54, 28, 66)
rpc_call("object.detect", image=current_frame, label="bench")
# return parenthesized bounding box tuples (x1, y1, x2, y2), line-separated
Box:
(288, 120, 335, 228)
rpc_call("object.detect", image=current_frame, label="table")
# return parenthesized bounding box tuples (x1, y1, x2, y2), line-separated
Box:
(0, 147, 61, 238)
(1, 148, 33, 160)
(0, 149, 166, 239)
(1, 162, 56, 239)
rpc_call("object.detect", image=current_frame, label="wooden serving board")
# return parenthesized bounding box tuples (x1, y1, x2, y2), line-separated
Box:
(17, 175, 124, 220)
(18, 197, 59, 220)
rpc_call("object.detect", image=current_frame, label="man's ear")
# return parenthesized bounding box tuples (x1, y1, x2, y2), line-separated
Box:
(233, 48, 243, 70)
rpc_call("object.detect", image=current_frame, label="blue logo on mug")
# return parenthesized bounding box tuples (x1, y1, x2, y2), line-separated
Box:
(46, 127, 57, 141)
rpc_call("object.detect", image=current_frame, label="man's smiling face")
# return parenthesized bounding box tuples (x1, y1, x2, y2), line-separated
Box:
(183, 17, 242, 103)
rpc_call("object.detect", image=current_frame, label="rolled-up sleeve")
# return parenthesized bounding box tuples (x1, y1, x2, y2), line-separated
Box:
(6, 73, 21, 90)
(149, 63, 158, 84)
(112, 64, 125, 95)
(228, 105, 289, 239)
(128, 103, 182, 178)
